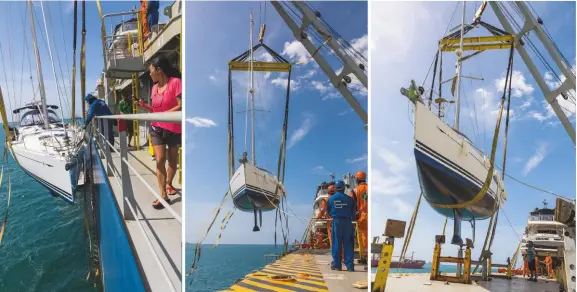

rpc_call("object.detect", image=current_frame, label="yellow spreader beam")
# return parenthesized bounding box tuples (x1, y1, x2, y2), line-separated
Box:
(439, 35, 514, 45)
(229, 61, 291, 72)
(440, 35, 514, 52)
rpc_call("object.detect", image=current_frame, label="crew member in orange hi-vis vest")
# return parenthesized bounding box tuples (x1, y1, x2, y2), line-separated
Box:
(326, 184, 336, 248)
(544, 253, 553, 278)
(140, 0, 149, 40)
(350, 170, 368, 262)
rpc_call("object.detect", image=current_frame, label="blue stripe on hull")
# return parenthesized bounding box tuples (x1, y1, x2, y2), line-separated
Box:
(414, 146, 496, 221)
(233, 187, 278, 212)
(22, 168, 74, 204)
(13, 146, 86, 205)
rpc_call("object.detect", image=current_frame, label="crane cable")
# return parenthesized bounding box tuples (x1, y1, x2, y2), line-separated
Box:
(71, 0, 78, 125)
(473, 44, 516, 274)
(0, 88, 14, 246)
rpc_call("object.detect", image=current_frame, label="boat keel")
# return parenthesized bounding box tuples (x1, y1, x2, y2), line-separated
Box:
(452, 209, 464, 245)
(253, 209, 260, 232)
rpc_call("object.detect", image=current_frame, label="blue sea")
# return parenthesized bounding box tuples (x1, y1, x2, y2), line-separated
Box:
(185, 244, 286, 292)
(0, 131, 96, 291)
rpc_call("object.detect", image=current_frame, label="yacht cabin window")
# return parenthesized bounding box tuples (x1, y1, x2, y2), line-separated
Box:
(20, 109, 59, 126)
(529, 214, 554, 221)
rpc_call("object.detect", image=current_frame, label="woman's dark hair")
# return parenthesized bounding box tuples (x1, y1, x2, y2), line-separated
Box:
(149, 55, 181, 79)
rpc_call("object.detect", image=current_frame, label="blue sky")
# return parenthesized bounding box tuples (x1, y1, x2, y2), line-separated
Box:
(185, 1, 368, 244)
(0, 1, 170, 122)
(371, 1, 575, 264)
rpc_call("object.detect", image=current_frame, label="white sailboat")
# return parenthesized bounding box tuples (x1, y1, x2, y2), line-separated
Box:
(229, 12, 285, 232)
(8, 1, 86, 204)
(401, 2, 507, 245)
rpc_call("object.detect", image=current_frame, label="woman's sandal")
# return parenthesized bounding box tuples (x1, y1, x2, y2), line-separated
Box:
(166, 185, 178, 196)
(152, 197, 171, 209)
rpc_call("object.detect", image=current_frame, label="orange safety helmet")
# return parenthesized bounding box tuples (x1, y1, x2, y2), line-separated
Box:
(327, 185, 336, 195)
(355, 170, 367, 181)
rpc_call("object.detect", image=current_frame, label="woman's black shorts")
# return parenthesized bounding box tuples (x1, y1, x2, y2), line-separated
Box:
(149, 125, 181, 147)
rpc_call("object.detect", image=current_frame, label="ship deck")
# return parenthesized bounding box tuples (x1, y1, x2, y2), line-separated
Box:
(101, 143, 182, 291)
(225, 249, 368, 291)
(371, 273, 560, 292)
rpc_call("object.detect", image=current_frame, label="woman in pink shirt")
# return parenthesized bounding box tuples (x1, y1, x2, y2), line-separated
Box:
(138, 55, 182, 209)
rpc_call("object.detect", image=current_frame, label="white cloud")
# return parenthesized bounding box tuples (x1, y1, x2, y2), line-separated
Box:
(186, 117, 217, 128)
(372, 148, 412, 196)
(310, 80, 329, 94)
(350, 34, 368, 59)
(209, 75, 216, 81)
(346, 154, 367, 164)
(321, 91, 341, 101)
(520, 96, 533, 109)
(271, 77, 300, 91)
(495, 70, 535, 98)
(258, 52, 274, 62)
(523, 142, 548, 175)
(337, 109, 352, 116)
(282, 40, 310, 64)
(312, 166, 329, 175)
(392, 198, 412, 215)
(287, 113, 313, 149)
(302, 70, 316, 78)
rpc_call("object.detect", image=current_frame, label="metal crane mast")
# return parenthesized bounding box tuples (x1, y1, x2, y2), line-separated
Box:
(270, 1, 368, 128)
(490, 1, 576, 145)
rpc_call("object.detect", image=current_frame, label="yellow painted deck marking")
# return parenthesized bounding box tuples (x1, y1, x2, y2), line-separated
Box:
(269, 265, 323, 275)
(251, 277, 328, 292)
(240, 279, 296, 292)
(229, 285, 258, 292)
(248, 271, 326, 286)
(229, 253, 330, 291)
(262, 268, 324, 280)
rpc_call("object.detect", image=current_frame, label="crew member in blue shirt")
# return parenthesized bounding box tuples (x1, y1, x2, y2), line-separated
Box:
(147, 0, 160, 39)
(326, 180, 356, 271)
(84, 93, 114, 148)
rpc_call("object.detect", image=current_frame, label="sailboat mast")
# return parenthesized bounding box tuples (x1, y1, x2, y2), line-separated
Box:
(249, 12, 256, 165)
(454, 1, 466, 130)
(27, 0, 50, 129)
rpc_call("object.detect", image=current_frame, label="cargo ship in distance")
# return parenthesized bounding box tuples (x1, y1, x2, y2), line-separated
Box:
(371, 252, 426, 269)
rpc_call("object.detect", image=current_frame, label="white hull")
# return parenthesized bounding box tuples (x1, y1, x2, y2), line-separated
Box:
(413, 101, 506, 219)
(230, 162, 285, 211)
(10, 125, 85, 203)
(521, 220, 565, 256)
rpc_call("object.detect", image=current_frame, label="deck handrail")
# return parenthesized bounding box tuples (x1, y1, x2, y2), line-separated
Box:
(92, 116, 181, 291)
(95, 129, 182, 224)
(94, 114, 181, 223)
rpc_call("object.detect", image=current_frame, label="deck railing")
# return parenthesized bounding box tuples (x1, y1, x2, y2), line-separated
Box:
(93, 111, 181, 292)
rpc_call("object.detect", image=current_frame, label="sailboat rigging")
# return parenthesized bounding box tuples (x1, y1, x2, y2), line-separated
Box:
(228, 11, 290, 232)
(7, 0, 86, 204)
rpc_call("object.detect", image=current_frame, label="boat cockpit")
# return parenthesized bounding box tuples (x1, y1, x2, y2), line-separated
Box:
(14, 105, 63, 129)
